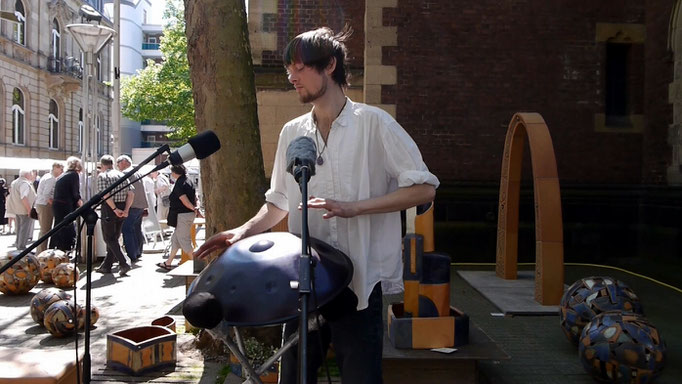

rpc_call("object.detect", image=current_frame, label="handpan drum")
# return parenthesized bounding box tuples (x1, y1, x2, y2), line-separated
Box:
(183, 232, 353, 328)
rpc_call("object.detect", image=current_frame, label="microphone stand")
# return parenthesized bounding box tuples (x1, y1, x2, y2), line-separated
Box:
(291, 164, 314, 384)
(0, 144, 170, 384)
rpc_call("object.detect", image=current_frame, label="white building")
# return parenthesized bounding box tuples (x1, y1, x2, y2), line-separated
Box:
(103, 0, 168, 156)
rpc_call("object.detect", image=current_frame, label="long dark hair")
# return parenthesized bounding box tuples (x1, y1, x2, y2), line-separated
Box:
(283, 25, 353, 87)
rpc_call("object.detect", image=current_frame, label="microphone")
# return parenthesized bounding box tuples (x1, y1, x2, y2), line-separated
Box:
(151, 130, 221, 172)
(286, 136, 316, 183)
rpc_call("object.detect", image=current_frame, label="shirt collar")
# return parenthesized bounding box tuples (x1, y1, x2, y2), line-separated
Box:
(305, 96, 352, 133)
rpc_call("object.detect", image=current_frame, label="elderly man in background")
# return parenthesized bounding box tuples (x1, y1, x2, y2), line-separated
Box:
(34, 162, 64, 252)
(116, 155, 147, 263)
(6, 169, 37, 250)
(96, 155, 133, 277)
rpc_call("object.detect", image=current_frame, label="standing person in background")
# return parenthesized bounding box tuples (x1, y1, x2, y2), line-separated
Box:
(35, 162, 64, 252)
(157, 165, 197, 271)
(6, 170, 37, 250)
(0, 179, 9, 234)
(95, 155, 133, 277)
(50, 157, 83, 252)
(152, 171, 171, 228)
(116, 155, 147, 263)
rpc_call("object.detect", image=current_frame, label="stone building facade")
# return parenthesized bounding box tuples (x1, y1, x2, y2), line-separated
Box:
(0, 0, 112, 174)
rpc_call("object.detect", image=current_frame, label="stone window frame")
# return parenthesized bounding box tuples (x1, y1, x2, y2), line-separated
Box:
(594, 23, 646, 133)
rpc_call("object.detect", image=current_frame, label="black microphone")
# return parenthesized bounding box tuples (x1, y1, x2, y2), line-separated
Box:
(151, 130, 221, 172)
(286, 136, 316, 183)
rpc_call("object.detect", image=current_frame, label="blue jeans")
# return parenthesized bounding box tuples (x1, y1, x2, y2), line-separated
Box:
(280, 283, 384, 384)
(121, 207, 144, 261)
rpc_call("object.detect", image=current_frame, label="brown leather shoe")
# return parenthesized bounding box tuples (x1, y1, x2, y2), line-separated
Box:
(119, 265, 131, 277)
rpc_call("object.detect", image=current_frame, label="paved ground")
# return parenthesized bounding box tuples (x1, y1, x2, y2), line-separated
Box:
(0, 226, 224, 383)
(1, 225, 680, 383)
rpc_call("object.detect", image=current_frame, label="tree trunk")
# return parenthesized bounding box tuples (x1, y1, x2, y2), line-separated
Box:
(184, 0, 266, 247)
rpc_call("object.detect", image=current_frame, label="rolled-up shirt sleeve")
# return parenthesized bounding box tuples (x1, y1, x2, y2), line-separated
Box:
(381, 120, 440, 189)
(264, 126, 291, 211)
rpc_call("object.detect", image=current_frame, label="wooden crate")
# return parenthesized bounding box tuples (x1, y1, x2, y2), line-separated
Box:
(106, 325, 176, 375)
(387, 303, 469, 349)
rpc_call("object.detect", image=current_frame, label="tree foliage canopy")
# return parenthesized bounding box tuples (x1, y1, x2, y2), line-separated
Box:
(120, 0, 195, 140)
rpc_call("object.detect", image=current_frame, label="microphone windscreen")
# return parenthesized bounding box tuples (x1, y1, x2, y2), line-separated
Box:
(285, 136, 317, 176)
(188, 130, 221, 160)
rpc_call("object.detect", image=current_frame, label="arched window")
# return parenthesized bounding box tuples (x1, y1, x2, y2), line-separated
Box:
(48, 99, 59, 149)
(51, 19, 61, 71)
(11, 88, 25, 145)
(14, 0, 26, 46)
(78, 108, 84, 153)
(96, 115, 101, 155)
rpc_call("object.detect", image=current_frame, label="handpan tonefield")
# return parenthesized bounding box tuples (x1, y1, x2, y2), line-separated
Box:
(183, 232, 353, 328)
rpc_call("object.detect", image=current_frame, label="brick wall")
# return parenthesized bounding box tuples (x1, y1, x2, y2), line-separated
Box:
(261, 0, 365, 76)
(643, 0, 674, 184)
(383, 1, 657, 185)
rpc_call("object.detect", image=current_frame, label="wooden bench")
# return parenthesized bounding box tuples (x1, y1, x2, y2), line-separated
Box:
(382, 322, 509, 384)
(0, 348, 83, 384)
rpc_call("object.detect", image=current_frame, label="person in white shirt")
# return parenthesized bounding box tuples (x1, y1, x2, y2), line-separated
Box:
(151, 171, 171, 227)
(6, 169, 37, 250)
(195, 27, 439, 384)
(34, 162, 64, 252)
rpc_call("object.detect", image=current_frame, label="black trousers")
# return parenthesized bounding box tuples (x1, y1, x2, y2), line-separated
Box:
(279, 283, 384, 384)
(98, 203, 129, 269)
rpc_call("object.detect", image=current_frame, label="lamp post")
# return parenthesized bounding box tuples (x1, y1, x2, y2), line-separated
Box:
(66, 7, 115, 383)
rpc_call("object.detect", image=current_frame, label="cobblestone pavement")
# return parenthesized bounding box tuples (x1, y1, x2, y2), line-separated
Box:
(1, 226, 680, 383)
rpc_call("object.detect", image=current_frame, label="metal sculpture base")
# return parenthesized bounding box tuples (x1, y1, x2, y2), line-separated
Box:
(209, 316, 325, 384)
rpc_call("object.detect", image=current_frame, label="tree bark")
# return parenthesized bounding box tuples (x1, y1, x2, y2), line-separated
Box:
(184, 0, 266, 247)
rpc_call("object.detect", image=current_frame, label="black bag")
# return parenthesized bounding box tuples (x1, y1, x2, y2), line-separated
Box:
(167, 209, 178, 227)
(161, 195, 170, 207)
(30, 207, 39, 220)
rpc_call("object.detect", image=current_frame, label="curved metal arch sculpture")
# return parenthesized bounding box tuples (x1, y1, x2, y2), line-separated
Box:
(495, 113, 564, 305)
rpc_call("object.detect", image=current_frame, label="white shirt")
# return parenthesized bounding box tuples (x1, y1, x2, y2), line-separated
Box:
(265, 98, 440, 310)
(35, 173, 57, 205)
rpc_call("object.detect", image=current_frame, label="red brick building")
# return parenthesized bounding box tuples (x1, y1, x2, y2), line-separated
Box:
(248, 0, 682, 262)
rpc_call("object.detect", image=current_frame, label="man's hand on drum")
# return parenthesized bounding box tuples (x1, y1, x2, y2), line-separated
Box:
(194, 228, 246, 260)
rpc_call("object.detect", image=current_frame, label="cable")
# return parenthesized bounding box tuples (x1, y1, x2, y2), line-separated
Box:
(450, 261, 682, 295)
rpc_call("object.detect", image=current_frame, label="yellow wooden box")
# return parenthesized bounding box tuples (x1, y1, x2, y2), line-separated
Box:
(106, 325, 176, 375)
(388, 303, 469, 349)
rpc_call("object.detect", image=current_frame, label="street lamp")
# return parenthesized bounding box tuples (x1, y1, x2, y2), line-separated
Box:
(66, 7, 115, 383)
(67, 5, 115, 200)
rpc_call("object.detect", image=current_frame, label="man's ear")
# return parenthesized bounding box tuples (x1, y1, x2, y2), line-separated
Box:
(326, 57, 336, 75)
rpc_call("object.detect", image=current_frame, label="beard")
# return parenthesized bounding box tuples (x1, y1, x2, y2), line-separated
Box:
(299, 76, 328, 103)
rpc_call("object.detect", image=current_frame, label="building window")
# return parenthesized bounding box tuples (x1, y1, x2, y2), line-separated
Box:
(48, 100, 59, 149)
(14, 0, 26, 46)
(96, 115, 101, 155)
(11, 88, 25, 145)
(605, 43, 630, 126)
(78, 108, 84, 153)
(96, 56, 102, 81)
(51, 19, 61, 71)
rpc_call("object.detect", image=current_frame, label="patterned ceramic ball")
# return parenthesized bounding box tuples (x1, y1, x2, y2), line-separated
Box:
(37, 249, 68, 283)
(77, 304, 100, 330)
(580, 311, 666, 383)
(0, 251, 41, 295)
(30, 288, 70, 324)
(560, 276, 644, 344)
(51, 263, 80, 289)
(43, 299, 80, 337)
